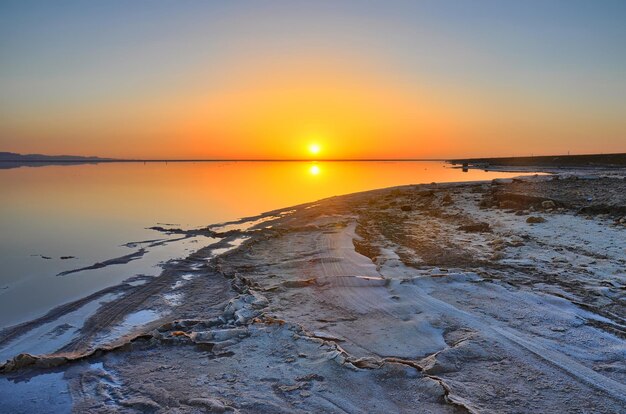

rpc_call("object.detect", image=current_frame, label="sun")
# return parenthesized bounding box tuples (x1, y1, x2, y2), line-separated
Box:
(308, 143, 321, 156)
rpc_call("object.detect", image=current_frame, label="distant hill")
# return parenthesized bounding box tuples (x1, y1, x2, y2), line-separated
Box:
(0, 152, 114, 162)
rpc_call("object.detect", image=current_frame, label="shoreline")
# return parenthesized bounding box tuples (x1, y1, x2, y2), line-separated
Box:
(1, 170, 625, 412)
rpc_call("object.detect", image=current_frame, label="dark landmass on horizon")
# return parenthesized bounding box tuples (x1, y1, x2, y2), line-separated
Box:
(2, 151, 626, 170)
(0, 152, 115, 162)
(449, 153, 626, 168)
(0, 152, 116, 169)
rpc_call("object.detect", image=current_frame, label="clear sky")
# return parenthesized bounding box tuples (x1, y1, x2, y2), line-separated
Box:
(1, 0, 625, 159)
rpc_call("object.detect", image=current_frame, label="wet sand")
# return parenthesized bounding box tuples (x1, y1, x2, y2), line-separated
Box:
(1, 172, 625, 413)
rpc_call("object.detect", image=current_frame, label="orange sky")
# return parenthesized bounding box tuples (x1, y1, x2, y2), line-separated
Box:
(1, 2, 625, 159)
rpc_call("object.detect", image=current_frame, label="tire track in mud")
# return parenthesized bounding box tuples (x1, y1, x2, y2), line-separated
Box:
(0, 283, 136, 349)
(353, 236, 626, 403)
(313, 220, 626, 405)
(57, 266, 185, 354)
(1, 230, 242, 360)
(402, 280, 626, 403)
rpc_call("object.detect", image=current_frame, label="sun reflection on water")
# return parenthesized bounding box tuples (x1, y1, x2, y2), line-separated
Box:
(309, 164, 321, 175)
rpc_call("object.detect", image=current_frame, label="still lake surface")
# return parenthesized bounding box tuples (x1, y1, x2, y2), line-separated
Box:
(0, 161, 531, 328)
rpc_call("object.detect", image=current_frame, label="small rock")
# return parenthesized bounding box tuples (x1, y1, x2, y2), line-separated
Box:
(400, 205, 412, 212)
(2, 353, 39, 371)
(312, 331, 344, 342)
(499, 200, 518, 209)
(507, 236, 525, 247)
(296, 373, 325, 382)
(526, 216, 546, 224)
(550, 326, 567, 332)
(282, 279, 316, 288)
(541, 200, 556, 209)
(187, 397, 227, 413)
(121, 397, 162, 411)
(458, 222, 491, 233)
(278, 383, 304, 392)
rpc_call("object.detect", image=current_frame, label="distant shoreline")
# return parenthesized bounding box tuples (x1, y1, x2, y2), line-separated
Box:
(1, 151, 625, 165)
(1, 159, 447, 163)
(448, 152, 626, 168)
(0, 157, 447, 163)
(2, 152, 625, 170)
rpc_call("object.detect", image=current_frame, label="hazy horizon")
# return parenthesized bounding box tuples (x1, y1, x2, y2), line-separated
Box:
(1, 1, 625, 159)
(3, 149, 626, 162)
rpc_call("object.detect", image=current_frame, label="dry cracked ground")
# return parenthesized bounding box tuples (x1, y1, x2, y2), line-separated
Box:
(1, 174, 625, 413)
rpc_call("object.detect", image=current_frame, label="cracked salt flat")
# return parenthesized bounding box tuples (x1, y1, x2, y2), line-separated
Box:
(163, 292, 183, 307)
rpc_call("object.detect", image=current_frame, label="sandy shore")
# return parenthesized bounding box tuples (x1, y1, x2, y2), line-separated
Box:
(1, 172, 625, 413)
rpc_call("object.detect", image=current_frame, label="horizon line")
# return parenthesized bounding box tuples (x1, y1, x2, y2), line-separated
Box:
(2, 152, 625, 163)
(1, 158, 450, 162)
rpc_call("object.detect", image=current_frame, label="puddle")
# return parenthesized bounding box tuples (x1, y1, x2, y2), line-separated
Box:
(1, 234, 217, 330)
(0, 293, 120, 363)
(210, 215, 282, 233)
(92, 309, 162, 347)
(0, 371, 71, 414)
(126, 278, 151, 287)
(120, 310, 161, 329)
(210, 236, 250, 257)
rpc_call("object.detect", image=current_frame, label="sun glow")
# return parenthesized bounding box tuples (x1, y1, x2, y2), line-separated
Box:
(308, 143, 321, 156)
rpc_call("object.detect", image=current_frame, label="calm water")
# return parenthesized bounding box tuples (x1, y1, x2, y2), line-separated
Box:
(0, 161, 530, 327)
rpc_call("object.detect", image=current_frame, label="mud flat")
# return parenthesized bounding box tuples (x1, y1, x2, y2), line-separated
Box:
(1, 172, 625, 413)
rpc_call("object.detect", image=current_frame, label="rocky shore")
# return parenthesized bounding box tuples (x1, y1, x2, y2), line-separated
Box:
(1, 172, 625, 413)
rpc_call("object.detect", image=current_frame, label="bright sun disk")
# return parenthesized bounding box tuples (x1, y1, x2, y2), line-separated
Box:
(309, 143, 321, 155)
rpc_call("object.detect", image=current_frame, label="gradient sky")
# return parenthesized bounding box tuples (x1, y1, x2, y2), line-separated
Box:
(1, 0, 625, 159)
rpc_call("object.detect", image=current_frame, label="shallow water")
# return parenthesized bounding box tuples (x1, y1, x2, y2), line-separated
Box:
(0, 370, 71, 413)
(0, 161, 532, 328)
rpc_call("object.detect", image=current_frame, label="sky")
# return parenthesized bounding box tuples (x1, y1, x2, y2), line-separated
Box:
(1, 0, 625, 159)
